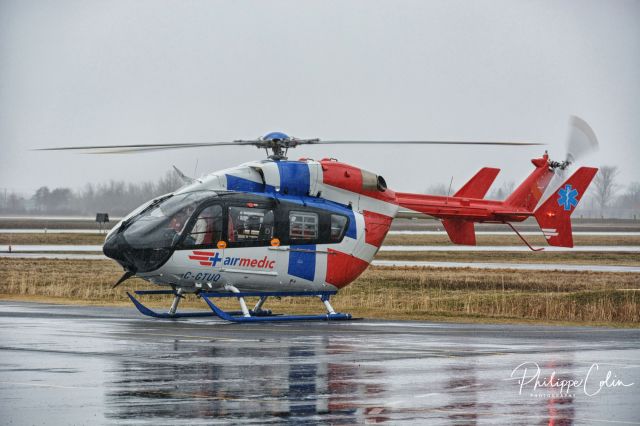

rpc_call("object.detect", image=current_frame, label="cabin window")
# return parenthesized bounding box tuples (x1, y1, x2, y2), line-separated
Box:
(182, 204, 222, 248)
(289, 211, 318, 240)
(228, 206, 275, 244)
(330, 214, 348, 242)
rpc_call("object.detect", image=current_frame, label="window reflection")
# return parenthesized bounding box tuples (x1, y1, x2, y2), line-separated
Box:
(290, 211, 318, 240)
(330, 214, 348, 242)
(183, 205, 223, 248)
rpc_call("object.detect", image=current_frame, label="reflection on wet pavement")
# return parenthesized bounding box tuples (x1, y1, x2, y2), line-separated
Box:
(0, 302, 639, 424)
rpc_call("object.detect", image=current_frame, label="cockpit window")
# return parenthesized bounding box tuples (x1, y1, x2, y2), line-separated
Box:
(122, 191, 215, 249)
(182, 204, 223, 248)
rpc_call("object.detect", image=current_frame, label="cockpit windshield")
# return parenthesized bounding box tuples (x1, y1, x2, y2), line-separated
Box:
(122, 191, 216, 249)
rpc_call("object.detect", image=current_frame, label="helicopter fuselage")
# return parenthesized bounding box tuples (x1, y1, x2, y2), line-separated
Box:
(103, 158, 399, 293)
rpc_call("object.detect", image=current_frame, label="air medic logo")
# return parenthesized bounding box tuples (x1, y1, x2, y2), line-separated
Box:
(188, 251, 276, 269)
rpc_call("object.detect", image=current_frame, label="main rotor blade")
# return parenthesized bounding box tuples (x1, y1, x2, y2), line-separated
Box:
(34, 141, 254, 154)
(34, 138, 543, 154)
(311, 140, 543, 146)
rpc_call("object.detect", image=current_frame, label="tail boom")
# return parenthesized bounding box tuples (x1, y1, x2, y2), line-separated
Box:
(394, 155, 597, 248)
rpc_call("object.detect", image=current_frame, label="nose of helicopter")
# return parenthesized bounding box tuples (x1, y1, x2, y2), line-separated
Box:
(103, 225, 176, 274)
(103, 231, 136, 272)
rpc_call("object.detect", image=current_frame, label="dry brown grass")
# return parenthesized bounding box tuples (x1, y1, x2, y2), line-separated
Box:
(0, 219, 103, 230)
(0, 258, 638, 326)
(332, 267, 639, 325)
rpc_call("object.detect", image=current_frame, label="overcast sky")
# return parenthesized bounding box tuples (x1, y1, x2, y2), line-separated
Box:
(1, 0, 638, 196)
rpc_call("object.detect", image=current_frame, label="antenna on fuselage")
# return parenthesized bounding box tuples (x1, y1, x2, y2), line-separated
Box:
(445, 176, 454, 205)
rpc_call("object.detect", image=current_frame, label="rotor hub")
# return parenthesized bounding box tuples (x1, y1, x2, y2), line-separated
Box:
(237, 132, 319, 160)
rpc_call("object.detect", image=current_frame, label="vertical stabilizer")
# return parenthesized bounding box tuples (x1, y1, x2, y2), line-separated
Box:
(454, 168, 500, 199)
(534, 167, 598, 247)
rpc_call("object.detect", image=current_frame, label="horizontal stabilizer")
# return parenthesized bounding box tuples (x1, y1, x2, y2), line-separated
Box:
(454, 167, 500, 199)
(534, 167, 598, 247)
(442, 218, 476, 245)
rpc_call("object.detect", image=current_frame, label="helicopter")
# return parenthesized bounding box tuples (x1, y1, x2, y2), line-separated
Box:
(39, 117, 599, 322)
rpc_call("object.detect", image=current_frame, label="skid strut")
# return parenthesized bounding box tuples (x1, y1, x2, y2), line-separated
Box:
(127, 289, 352, 322)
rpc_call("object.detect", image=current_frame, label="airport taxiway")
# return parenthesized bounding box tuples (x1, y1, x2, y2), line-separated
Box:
(0, 301, 638, 424)
(2, 244, 640, 252)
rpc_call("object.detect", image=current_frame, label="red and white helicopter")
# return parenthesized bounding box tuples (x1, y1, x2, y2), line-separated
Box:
(41, 117, 598, 322)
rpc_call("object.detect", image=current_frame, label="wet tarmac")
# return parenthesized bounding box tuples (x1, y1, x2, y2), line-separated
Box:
(3, 244, 640, 253)
(0, 229, 104, 234)
(0, 252, 108, 260)
(0, 301, 638, 425)
(0, 244, 104, 252)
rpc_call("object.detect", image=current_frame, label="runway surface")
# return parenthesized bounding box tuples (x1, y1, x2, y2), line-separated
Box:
(0, 301, 638, 425)
(0, 228, 105, 234)
(3, 244, 640, 253)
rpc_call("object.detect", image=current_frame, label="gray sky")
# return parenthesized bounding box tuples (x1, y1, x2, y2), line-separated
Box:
(1, 0, 638, 196)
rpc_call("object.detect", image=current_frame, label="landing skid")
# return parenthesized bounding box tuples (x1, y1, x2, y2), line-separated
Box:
(126, 288, 352, 322)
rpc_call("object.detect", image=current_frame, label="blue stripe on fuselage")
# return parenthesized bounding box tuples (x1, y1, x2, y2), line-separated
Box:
(288, 244, 316, 281)
(223, 176, 357, 240)
(276, 162, 310, 196)
(226, 175, 265, 192)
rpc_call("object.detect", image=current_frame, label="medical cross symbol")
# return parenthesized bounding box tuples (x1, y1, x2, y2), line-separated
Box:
(209, 252, 223, 267)
(557, 184, 579, 211)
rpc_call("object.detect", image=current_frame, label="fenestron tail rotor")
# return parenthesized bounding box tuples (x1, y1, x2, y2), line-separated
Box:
(35, 131, 543, 160)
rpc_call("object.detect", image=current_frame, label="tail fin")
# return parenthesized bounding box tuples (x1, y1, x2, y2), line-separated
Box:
(534, 167, 598, 247)
(454, 167, 500, 199)
(504, 156, 554, 210)
(442, 219, 476, 245)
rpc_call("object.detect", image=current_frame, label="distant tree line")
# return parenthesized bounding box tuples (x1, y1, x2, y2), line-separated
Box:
(1, 166, 638, 219)
(0, 171, 182, 216)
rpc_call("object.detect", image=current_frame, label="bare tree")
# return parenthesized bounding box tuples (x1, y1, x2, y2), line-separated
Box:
(488, 181, 515, 200)
(592, 166, 619, 217)
(33, 186, 50, 212)
(425, 182, 457, 196)
(618, 182, 640, 218)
